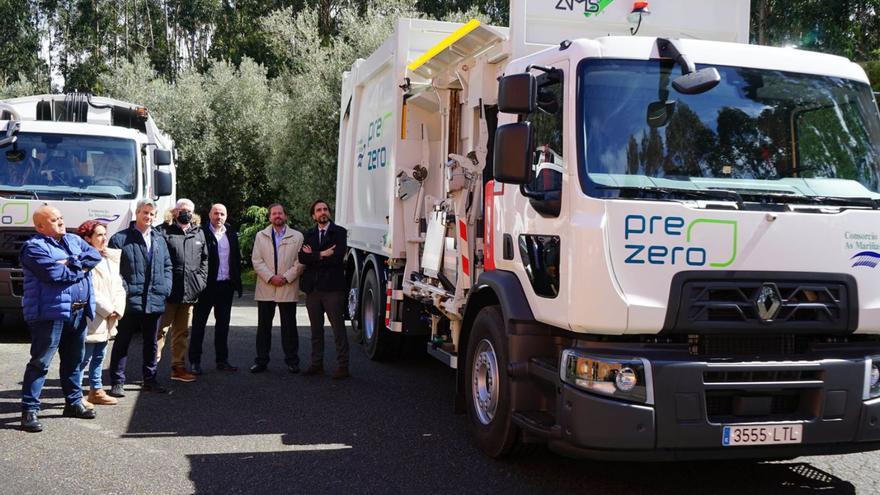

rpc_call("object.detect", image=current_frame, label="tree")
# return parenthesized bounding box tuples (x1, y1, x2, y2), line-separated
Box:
(0, 0, 47, 85)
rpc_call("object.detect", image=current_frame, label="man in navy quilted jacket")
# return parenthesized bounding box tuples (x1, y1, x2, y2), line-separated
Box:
(19, 204, 102, 433)
(107, 198, 173, 397)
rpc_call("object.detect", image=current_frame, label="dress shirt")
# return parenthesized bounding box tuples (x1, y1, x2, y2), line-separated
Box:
(210, 223, 230, 281)
(137, 225, 152, 262)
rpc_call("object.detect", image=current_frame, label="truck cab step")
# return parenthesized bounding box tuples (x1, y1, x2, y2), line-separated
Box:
(512, 411, 562, 439)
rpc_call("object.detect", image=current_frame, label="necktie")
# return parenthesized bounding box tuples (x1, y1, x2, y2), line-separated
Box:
(319, 229, 325, 245)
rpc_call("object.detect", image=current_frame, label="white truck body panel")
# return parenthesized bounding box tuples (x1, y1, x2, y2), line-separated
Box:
(337, 19, 507, 258)
(510, 0, 750, 58)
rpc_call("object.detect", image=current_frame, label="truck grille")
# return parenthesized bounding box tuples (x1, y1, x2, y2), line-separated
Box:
(0, 229, 34, 268)
(664, 272, 857, 334)
(705, 389, 815, 423)
(704, 369, 823, 383)
(691, 334, 812, 357)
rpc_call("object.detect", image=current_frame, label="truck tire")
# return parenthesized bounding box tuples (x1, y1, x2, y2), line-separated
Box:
(360, 267, 399, 360)
(465, 305, 525, 458)
(347, 261, 362, 343)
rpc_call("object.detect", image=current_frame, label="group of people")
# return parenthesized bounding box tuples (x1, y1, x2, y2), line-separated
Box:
(18, 198, 349, 433)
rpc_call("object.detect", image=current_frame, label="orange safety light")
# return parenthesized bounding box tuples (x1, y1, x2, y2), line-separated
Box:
(627, 1, 651, 35)
(135, 106, 149, 119)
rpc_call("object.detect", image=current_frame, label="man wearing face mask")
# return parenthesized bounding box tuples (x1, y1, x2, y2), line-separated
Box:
(156, 198, 208, 383)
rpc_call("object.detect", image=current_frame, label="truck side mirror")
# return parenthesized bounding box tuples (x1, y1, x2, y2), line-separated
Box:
(493, 122, 533, 184)
(154, 169, 173, 197)
(498, 73, 536, 114)
(153, 148, 172, 166)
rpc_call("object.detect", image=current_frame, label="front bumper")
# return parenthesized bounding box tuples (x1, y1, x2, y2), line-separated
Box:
(551, 350, 880, 461)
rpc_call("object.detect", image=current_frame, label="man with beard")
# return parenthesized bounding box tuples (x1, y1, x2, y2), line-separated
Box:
(250, 203, 304, 373)
(299, 200, 350, 379)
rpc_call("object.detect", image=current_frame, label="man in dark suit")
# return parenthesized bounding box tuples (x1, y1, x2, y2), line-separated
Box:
(299, 200, 350, 379)
(189, 203, 243, 374)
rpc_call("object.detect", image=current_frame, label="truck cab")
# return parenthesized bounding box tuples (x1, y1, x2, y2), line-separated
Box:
(0, 94, 176, 326)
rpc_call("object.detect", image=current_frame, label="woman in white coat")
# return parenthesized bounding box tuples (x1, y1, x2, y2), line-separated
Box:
(76, 220, 126, 405)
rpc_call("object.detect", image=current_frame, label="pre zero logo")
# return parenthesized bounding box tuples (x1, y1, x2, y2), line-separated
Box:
(623, 215, 738, 267)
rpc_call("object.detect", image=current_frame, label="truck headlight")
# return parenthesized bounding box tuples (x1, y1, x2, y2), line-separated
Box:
(864, 356, 880, 400)
(560, 350, 654, 404)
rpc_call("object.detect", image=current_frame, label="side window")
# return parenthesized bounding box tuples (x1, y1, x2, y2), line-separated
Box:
(522, 70, 564, 217)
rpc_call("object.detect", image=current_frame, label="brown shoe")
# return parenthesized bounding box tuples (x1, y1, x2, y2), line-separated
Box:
(301, 364, 324, 376)
(88, 389, 118, 406)
(171, 366, 196, 382)
(81, 397, 95, 410)
(331, 367, 350, 380)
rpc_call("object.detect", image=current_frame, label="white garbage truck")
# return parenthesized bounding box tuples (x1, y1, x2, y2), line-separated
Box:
(336, 0, 880, 460)
(0, 93, 176, 326)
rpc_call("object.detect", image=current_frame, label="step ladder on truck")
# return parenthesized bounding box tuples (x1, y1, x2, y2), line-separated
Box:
(336, 0, 880, 460)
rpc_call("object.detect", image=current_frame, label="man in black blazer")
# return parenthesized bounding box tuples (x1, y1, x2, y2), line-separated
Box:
(189, 203, 243, 374)
(299, 199, 350, 379)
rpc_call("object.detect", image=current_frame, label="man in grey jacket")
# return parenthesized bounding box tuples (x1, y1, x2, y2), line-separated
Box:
(156, 198, 208, 383)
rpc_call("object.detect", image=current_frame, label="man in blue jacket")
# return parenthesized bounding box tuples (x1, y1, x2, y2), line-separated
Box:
(107, 198, 173, 397)
(20, 204, 102, 432)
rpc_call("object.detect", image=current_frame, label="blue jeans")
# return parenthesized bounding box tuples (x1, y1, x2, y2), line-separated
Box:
(80, 341, 108, 390)
(21, 309, 88, 412)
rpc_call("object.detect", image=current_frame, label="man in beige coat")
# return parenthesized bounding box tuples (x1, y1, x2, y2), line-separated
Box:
(250, 203, 305, 373)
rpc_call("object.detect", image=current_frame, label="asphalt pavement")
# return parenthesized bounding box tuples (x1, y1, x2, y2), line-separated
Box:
(1, 296, 879, 494)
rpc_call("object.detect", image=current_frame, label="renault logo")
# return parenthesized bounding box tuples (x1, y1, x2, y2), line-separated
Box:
(755, 283, 782, 322)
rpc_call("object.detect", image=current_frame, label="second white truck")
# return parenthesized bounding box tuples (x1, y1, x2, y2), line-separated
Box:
(0, 93, 176, 326)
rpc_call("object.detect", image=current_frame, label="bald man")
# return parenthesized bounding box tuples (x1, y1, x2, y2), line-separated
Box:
(19, 205, 102, 432)
(189, 204, 243, 374)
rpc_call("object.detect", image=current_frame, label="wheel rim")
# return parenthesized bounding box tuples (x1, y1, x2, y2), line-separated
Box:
(471, 338, 500, 425)
(363, 287, 376, 342)
(348, 288, 359, 321)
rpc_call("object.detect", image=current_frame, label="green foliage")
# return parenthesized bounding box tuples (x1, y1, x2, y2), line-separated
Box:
(0, 73, 50, 99)
(0, 0, 46, 85)
(865, 61, 880, 92)
(238, 205, 269, 265)
(751, 0, 880, 60)
(99, 54, 285, 224)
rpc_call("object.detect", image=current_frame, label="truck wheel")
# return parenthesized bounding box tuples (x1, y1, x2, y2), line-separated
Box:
(360, 267, 399, 360)
(347, 264, 362, 343)
(465, 305, 523, 458)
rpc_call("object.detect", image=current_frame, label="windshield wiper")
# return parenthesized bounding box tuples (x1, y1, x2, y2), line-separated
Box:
(0, 188, 39, 199)
(67, 191, 119, 200)
(596, 185, 745, 209)
(742, 192, 880, 209)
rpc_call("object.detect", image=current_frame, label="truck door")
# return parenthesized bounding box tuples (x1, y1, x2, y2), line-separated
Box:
(506, 60, 571, 328)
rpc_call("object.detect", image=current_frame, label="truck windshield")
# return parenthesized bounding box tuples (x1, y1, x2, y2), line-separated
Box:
(0, 132, 137, 199)
(578, 59, 880, 204)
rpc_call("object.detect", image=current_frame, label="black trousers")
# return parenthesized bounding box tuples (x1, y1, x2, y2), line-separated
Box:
(110, 312, 161, 385)
(305, 290, 349, 368)
(190, 280, 234, 365)
(254, 301, 299, 366)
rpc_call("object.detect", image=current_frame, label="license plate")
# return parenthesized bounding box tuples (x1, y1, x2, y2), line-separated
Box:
(722, 424, 803, 446)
